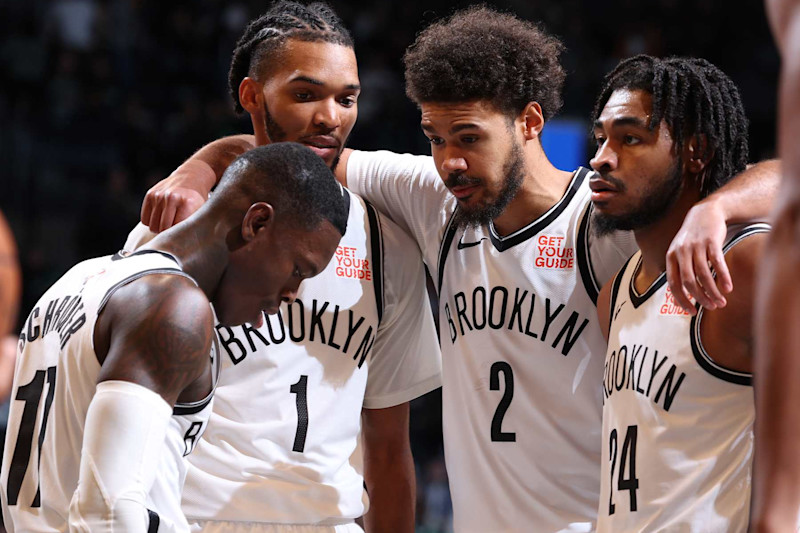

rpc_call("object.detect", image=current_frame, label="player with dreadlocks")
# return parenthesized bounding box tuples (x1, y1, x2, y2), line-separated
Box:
(125, 2, 441, 532)
(592, 55, 769, 531)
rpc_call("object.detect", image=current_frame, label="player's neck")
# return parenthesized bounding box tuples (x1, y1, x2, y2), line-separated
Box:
(633, 189, 702, 291)
(492, 152, 572, 236)
(148, 220, 230, 299)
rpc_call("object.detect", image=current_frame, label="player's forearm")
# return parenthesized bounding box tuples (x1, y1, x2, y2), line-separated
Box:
(194, 134, 256, 181)
(697, 159, 780, 224)
(362, 450, 416, 532)
(751, 206, 800, 532)
(184, 134, 257, 192)
(361, 404, 416, 532)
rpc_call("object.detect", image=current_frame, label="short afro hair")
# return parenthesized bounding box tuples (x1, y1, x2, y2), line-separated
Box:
(213, 142, 349, 236)
(593, 55, 749, 198)
(404, 6, 566, 120)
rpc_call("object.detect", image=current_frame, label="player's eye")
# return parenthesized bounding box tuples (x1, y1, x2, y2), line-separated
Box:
(339, 95, 357, 107)
(427, 136, 444, 146)
(623, 135, 641, 146)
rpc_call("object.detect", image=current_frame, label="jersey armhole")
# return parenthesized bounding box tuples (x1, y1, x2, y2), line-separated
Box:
(576, 203, 601, 304)
(689, 223, 769, 386)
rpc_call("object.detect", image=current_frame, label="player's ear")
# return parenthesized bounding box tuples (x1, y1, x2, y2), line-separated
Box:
(685, 135, 712, 174)
(241, 202, 275, 242)
(239, 78, 270, 146)
(520, 101, 545, 141)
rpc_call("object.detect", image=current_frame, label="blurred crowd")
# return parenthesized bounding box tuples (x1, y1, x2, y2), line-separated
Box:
(0, 1, 781, 530)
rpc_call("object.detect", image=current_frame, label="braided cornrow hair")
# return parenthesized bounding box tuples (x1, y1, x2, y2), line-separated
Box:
(592, 55, 749, 197)
(228, 1, 353, 114)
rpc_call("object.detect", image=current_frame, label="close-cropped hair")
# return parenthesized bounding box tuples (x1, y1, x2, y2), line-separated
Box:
(214, 142, 349, 235)
(403, 5, 566, 120)
(592, 55, 749, 197)
(228, 1, 353, 114)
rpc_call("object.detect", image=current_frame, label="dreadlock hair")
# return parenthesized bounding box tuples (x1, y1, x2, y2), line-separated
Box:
(228, 1, 353, 114)
(592, 55, 749, 198)
(403, 6, 565, 120)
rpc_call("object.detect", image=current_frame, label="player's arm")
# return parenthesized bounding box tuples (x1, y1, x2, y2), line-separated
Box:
(696, 232, 766, 374)
(142, 134, 257, 232)
(751, 2, 800, 530)
(361, 403, 415, 533)
(666, 159, 779, 314)
(69, 275, 213, 532)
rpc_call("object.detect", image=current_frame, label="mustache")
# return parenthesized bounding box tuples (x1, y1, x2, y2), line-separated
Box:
(598, 172, 627, 192)
(444, 173, 481, 188)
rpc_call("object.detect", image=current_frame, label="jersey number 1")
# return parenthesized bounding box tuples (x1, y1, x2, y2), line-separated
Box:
(290, 375, 309, 452)
(6, 366, 57, 507)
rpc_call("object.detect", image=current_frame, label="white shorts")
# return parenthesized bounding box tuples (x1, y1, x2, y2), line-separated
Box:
(189, 521, 364, 533)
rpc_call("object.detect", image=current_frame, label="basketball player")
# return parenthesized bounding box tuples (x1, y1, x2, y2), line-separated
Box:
(751, 0, 800, 531)
(0, 143, 348, 532)
(125, 3, 441, 531)
(591, 55, 766, 531)
(141, 7, 777, 531)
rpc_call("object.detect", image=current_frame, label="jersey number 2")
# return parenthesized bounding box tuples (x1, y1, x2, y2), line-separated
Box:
(290, 375, 309, 452)
(490, 362, 516, 442)
(6, 366, 57, 507)
(608, 425, 639, 515)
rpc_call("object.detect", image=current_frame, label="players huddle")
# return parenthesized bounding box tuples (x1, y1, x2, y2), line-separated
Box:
(0, 1, 790, 533)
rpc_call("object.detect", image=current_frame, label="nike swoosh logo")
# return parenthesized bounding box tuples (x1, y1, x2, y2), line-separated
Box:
(457, 236, 487, 250)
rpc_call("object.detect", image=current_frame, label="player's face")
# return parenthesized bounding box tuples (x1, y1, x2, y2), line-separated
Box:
(589, 89, 684, 235)
(420, 100, 524, 227)
(216, 219, 341, 327)
(258, 40, 360, 170)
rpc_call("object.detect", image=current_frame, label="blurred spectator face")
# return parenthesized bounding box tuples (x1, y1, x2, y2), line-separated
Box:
(420, 100, 525, 227)
(589, 88, 684, 232)
(249, 39, 360, 170)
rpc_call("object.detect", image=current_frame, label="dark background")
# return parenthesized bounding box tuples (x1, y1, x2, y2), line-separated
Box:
(0, 1, 780, 530)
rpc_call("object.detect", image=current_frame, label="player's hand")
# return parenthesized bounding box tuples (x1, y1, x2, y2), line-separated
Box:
(141, 161, 211, 233)
(666, 199, 731, 315)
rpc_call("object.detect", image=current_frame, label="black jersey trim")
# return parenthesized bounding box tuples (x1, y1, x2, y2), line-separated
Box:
(628, 256, 667, 309)
(689, 223, 769, 386)
(608, 254, 635, 334)
(364, 200, 385, 324)
(487, 167, 589, 252)
(97, 268, 195, 314)
(437, 208, 460, 293)
(576, 202, 600, 304)
(147, 509, 160, 533)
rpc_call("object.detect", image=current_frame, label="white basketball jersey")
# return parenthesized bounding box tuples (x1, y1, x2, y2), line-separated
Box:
(174, 190, 441, 525)
(0, 250, 219, 533)
(597, 224, 769, 533)
(347, 150, 637, 532)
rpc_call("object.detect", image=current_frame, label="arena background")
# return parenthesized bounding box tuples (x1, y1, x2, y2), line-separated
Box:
(0, 1, 780, 530)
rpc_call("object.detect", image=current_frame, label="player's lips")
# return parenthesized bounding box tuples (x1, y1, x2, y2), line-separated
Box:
(301, 135, 340, 160)
(450, 183, 480, 200)
(589, 177, 621, 203)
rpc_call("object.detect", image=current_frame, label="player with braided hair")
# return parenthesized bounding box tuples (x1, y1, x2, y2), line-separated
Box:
(126, 2, 440, 532)
(591, 55, 768, 531)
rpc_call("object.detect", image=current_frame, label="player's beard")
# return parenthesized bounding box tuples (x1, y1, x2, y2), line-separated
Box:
(262, 102, 346, 172)
(451, 142, 525, 229)
(592, 160, 684, 236)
